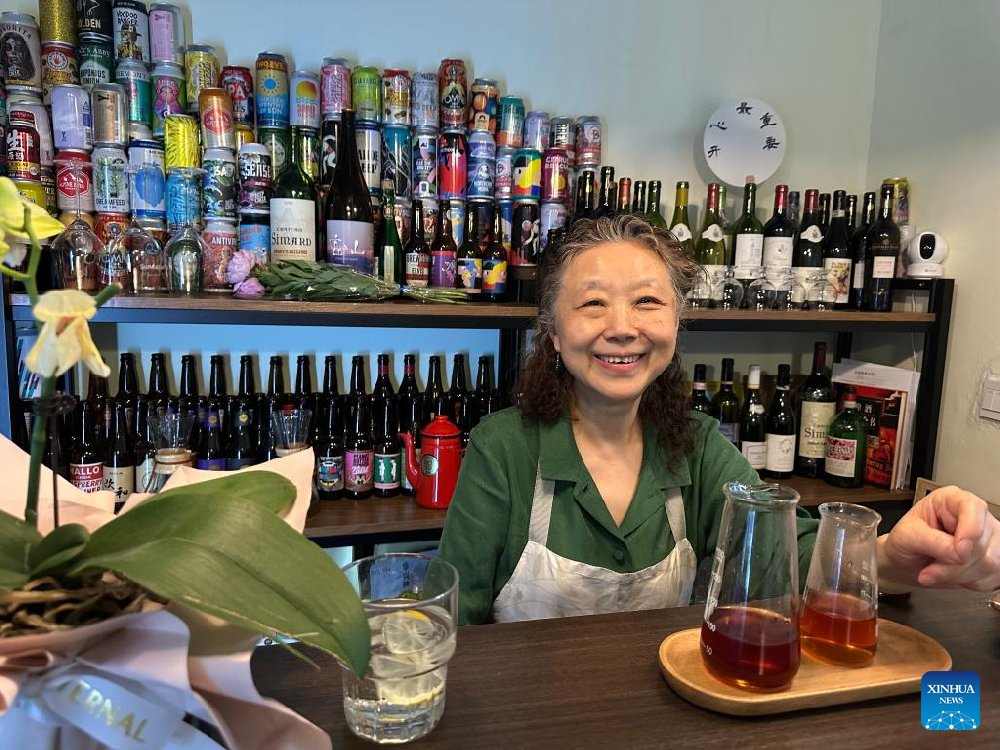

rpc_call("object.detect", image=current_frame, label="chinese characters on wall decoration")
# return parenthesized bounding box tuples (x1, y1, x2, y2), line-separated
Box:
(702, 98, 787, 186)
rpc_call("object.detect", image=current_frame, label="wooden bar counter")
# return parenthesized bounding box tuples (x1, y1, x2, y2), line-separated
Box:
(252, 588, 997, 749)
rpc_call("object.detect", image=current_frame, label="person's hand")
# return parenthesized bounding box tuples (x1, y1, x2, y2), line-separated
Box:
(878, 486, 1000, 592)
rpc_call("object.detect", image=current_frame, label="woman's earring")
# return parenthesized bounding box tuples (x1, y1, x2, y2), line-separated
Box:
(554, 352, 563, 373)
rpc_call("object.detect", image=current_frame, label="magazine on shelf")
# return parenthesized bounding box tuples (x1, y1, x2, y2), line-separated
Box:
(831, 358, 921, 490)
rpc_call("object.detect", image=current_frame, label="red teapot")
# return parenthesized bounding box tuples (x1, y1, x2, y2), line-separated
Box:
(401, 415, 462, 509)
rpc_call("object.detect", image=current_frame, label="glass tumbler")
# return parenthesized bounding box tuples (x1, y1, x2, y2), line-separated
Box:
(270, 408, 312, 457)
(801, 502, 881, 666)
(701, 482, 801, 690)
(341, 553, 459, 744)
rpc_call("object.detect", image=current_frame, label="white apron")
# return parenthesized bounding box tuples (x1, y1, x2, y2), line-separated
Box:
(492, 467, 698, 622)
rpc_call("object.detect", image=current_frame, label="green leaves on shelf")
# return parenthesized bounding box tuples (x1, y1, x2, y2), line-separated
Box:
(0, 509, 42, 596)
(252, 259, 468, 304)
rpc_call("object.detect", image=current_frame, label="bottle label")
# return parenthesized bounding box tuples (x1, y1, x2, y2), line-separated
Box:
(734, 233, 763, 268)
(823, 257, 852, 304)
(702, 264, 727, 284)
(717, 421, 738, 445)
(239, 221, 271, 265)
(852, 259, 866, 290)
(762, 236, 793, 268)
(135, 455, 156, 493)
(103, 465, 134, 505)
(670, 222, 692, 242)
(431, 249, 456, 287)
(374, 451, 401, 491)
(344, 449, 374, 491)
(196, 457, 227, 470)
(765, 432, 796, 472)
(741, 441, 767, 470)
(871, 255, 895, 279)
(326, 219, 375, 275)
(701, 224, 724, 242)
(382, 243, 398, 284)
(799, 401, 837, 459)
(800, 225, 824, 243)
(317, 454, 344, 492)
(70, 462, 103, 493)
(270, 198, 316, 261)
(456, 257, 483, 293)
(482, 258, 507, 294)
(792, 266, 815, 304)
(405, 251, 430, 287)
(825, 436, 858, 478)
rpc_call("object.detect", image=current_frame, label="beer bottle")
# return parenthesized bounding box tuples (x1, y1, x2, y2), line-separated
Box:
(404, 199, 431, 287)
(424, 355, 447, 425)
(474, 355, 496, 424)
(616, 177, 632, 215)
(482, 205, 508, 303)
(372, 353, 395, 416)
(631, 181, 647, 215)
(456, 205, 484, 295)
(573, 169, 595, 224)
(207, 354, 229, 435)
(324, 109, 375, 273)
(379, 189, 404, 284)
(430, 208, 457, 289)
(104, 399, 135, 512)
(118, 352, 140, 433)
(322, 355, 346, 443)
(147, 352, 172, 417)
(347, 354, 369, 432)
(373, 381, 401, 498)
(294, 354, 316, 415)
(69, 398, 105, 493)
(178, 354, 204, 448)
(197, 406, 227, 470)
(592, 166, 616, 219)
(344, 391, 374, 500)
(87, 371, 112, 444)
(228, 355, 259, 470)
(134, 397, 157, 492)
(314, 396, 344, 501)
(397, 354, 421, 497)
(449, 354, 468, 425)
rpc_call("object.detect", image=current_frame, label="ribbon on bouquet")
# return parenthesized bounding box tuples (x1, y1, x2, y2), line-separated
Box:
(12, 663, 225, 750)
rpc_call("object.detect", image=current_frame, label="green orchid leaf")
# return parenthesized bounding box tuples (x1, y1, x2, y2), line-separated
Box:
(28, 523, 90, 577)
(0, 508, 43, 597)
(136, 471, 295, 515)
(68, 493, 370, 676)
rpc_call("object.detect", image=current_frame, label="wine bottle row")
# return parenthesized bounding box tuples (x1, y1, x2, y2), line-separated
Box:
(692, 342, 868, 488)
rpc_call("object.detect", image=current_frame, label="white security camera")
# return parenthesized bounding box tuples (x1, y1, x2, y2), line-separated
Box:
(904, 231, 948, 279)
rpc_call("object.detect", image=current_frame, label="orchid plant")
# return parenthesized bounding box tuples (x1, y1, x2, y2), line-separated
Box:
(0, 178, 369, 676)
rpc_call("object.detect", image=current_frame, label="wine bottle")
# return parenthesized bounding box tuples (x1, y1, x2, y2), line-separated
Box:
(314, 396, 344, 501)
(324, 109, 375, 273)
(824, 387, 868, 488)
(717, 184, 734, 264)
(87, 371, 112, 445)
(270, 125, 317, 262)
(347, 354, 370, 434)
(616, 177, 632, 215)
(695, 183, 727, 285)
(178, 354, 203, 448)
(207, 354, 229, 434)
(631, 180, 647, 215)
(474, 355, 494, 424)
(845, 194, 858, 232)
(104, 399, 135, 512)
(482, 203, 508, 302)
(117, 352, 139, 434)
(762, 184, 795, 271)
(227, 355, 259, 470)
(379, 188, 404, 284)
(423, 355, 447, 425)
(456, 203, 484, 295)
(764, 364, 796, 479)
(373, 383, 401, 498)
(796, 341, 836, 478)
(404, 199, 431, 287)
(818, 192, 832, 238)
(710, 358, 740, 445)
(793, 189, 824, 306)
(430, 207, 457, 288)
(849, 191, 877, 310)
(787, 190, 801, 235)
(344, 390, 374, 500)
(448, 353, 468, 426)
(322, 354, 346, 442)
(690, 363, 712, 415)
(593, 166, 616, 219)
(822, 190, 853, 308)
(372, 353, 395, 419)
(69, 399, 105, 493)
(668, 181, 693, 256)
(573, 169, 595, 223)
(197, 406, 227, 470)
(733, 181, 764, 295)
(134, 398, 156, 493)
(739, 365, 766, 471)
(645, 179, 667, 228)
(862, 183, 899, 312)
(397, 353, 421, 497)
(146, 352, 171, 418)
(294, 354, 316, 416)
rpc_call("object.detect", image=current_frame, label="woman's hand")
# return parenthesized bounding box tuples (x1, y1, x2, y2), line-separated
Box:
(878, 486, 1000, 592)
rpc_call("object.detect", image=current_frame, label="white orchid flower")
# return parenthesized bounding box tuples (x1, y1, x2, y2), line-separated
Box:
(26, 290, 110, 378)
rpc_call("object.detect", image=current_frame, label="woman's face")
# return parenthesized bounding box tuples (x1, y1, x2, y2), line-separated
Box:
(550, 241, 680, 411)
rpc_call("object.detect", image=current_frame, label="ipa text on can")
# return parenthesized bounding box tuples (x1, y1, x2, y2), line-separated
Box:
(411, 127, 438, 199)
(112, 0, 151, 64)
(91, 82, 128, 146)
(221, 65, 254, 126)
(149, 2, 184, 64)
(411, 71, 438, 128)
(438, 58, 467, 128)
(320, 58, 350, 118)
(291, 70, 320, 129)
(51, 84, 94, 150)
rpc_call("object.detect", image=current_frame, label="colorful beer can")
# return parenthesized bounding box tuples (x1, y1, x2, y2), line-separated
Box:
(40, 0, 78, 45)
(92, 144, 129, 213)
(290, 70, 320, 129)
(320, 116, 338, 186)
(112, 0, 150, 64)
(90, 81, 127, 145)
(201, 218, 237, 291)
(524, 110, 550, 153)
(884, 176, 910, 226)
(550, 116, 576, 166)
(79, 35, 114, 92)
(201, 146, 236, 219)
(51, 84, 93, 150)
(258, 125, 290, 179)
(575, 115, 601, 166)
(494, 146, 514, 200)
(163, 112, 199, 168)
(55, 148, 94, 211)
(77, 1, 113, 39)
(41, 41, 79, 105)
(540, 200, 568, 250)
(255, 52, 288, 127)
(443, 197, 465, 249)
(497, 96, 525, 148)
(238, 142, 271, 214)
(165, 169, 200, 232)
(148, 2, 183, 64)
(184, 44, 219, 113)
(115, 58, 151, 126)
(356, 119, 381, 196)
(438, 128, 467, 200)
(411, 126, 437, 199)
(221, 65, 253, 126)
(320, 58, 350, 118)
(198, 87, 235, 150)
(239, 215, 270, 264)
(95, 210, 129, 246)
(512, 148, 541, 200)
(6, 110, 42, 180)
(0, 12, 42, 92)
(128, 138, 165, 218)
(381, 68, 410, 126)
(411, 71, 438, 128)
(467, 130, 495, 200)
(234, 123, 254, 151)
(438, 58, 466, 128)
(381, 124, 412, 200)
(510, 199, 540, 266)
(351, 65, 381, 123)
(150, 60, 184, 135)
(468, 78, 498, 133)
(541, 147, 569, 202)
(9, 92, 54, 164)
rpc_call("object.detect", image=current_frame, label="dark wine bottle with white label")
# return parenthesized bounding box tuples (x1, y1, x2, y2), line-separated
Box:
(792, 189, 824, 306)
(822, 190, 852, 308)
(324, 109, 375, 274)
(849, 192, 877, 310)
(710, 358, 740, 445)
(862, 184, 899, 312)
(764, 364, 796, 479)
(739, 365, 766, 471)
(763, 184, 795, 271)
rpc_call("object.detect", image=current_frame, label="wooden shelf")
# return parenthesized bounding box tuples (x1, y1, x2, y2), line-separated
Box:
(7, 293, 935, 332)
(781, 474, 914, 508)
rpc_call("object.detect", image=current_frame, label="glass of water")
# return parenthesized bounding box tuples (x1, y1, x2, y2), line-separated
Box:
(340, 553, 459, 744)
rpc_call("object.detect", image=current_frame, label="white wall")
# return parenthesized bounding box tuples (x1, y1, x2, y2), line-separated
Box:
(866, 0, 1000, 498)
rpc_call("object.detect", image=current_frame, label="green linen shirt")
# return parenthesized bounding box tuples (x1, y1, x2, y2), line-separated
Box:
(437, 408, 819, 625)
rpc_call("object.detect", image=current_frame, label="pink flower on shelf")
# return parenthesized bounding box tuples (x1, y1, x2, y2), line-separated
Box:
(226, 249, 258, 285)
(233, 277, 265, 298)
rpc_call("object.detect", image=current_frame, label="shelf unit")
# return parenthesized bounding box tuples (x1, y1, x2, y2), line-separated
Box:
(0, 277, 954, 548)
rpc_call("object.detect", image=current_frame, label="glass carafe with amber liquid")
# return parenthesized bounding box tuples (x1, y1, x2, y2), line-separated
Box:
(800, 502, 880, 666)
(701, 482, 801, 691)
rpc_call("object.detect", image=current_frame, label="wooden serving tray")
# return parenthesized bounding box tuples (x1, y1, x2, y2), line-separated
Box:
(659, 619, 952, 716)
